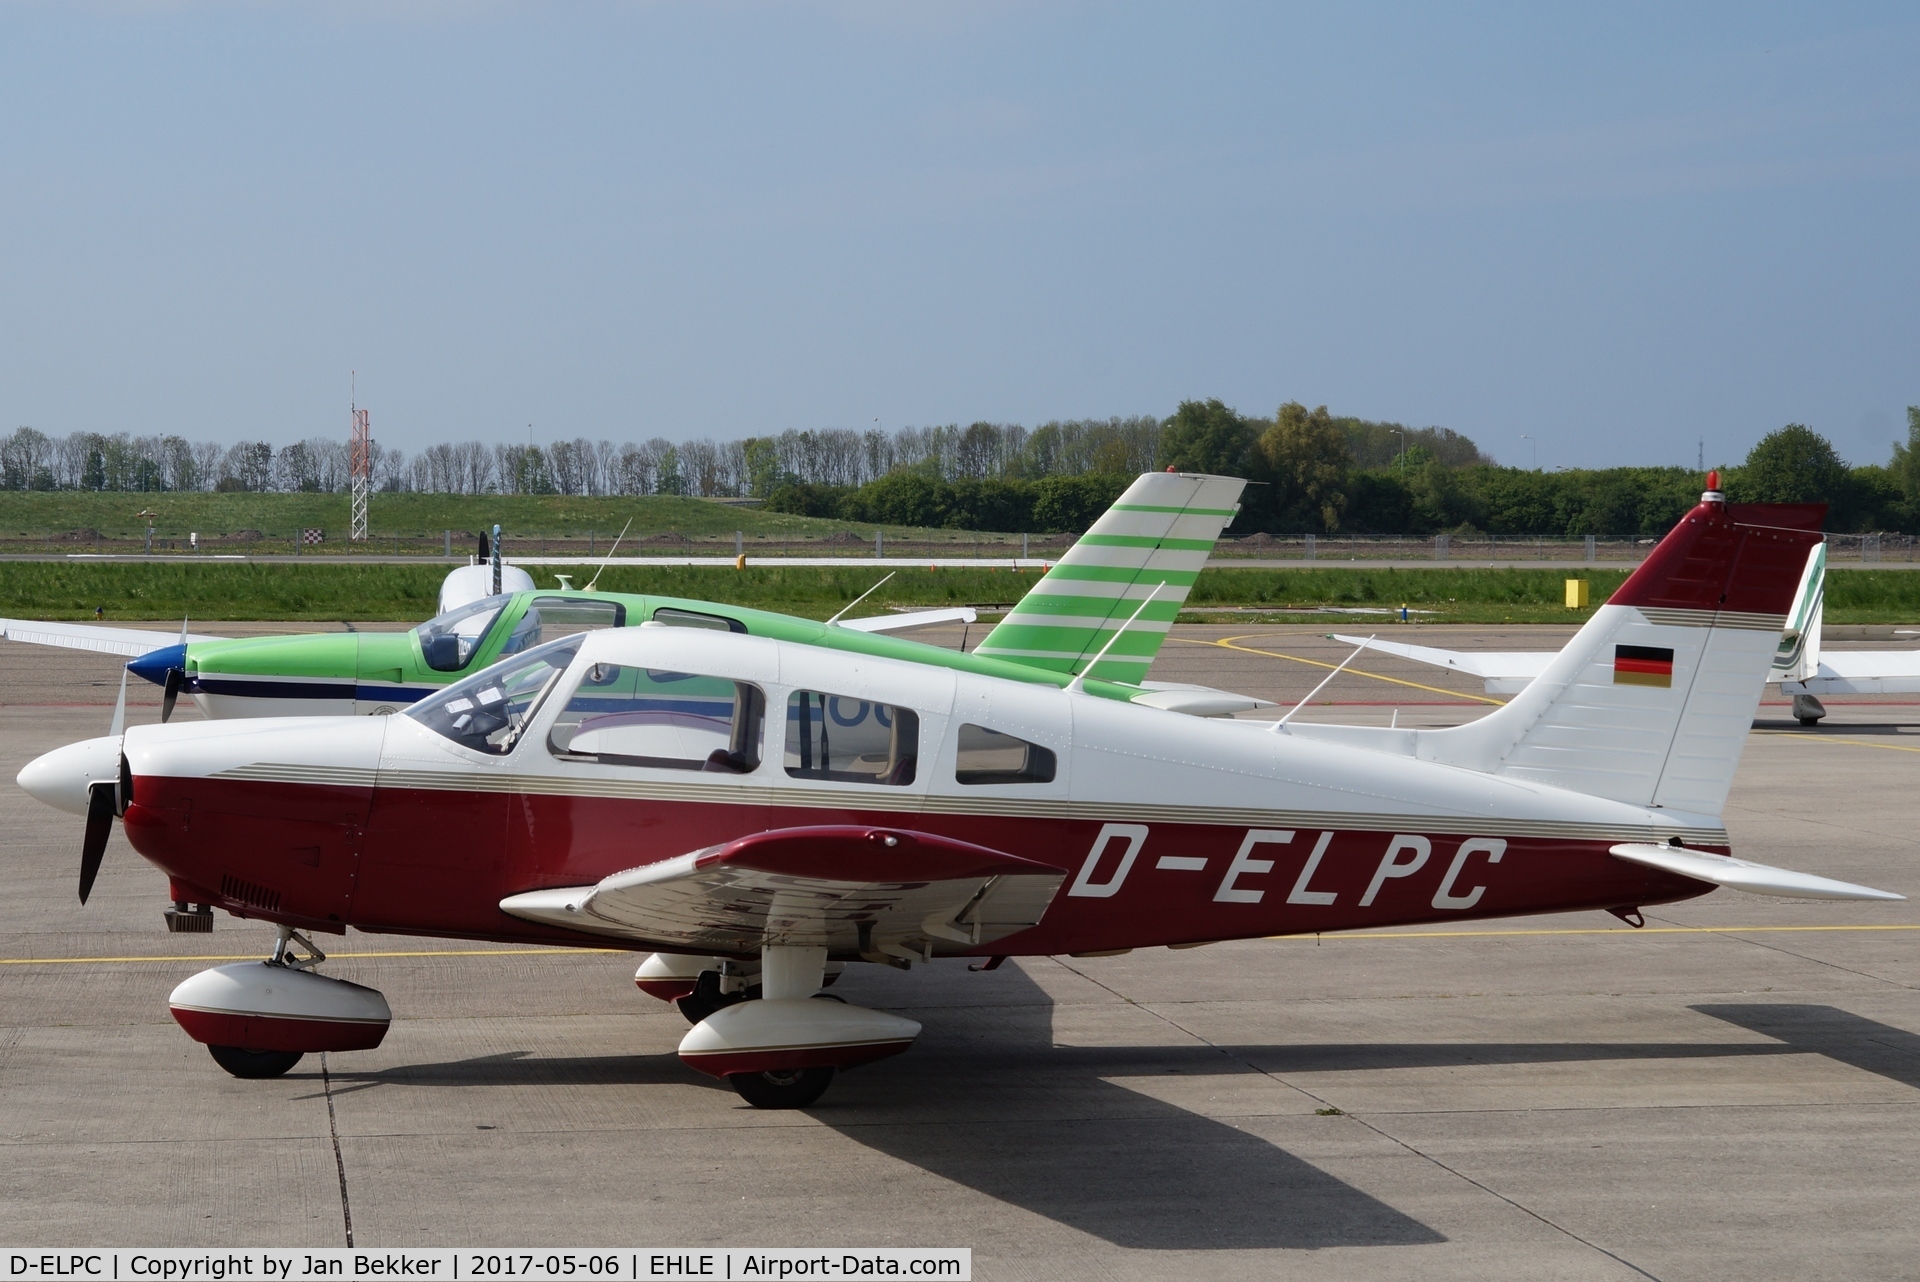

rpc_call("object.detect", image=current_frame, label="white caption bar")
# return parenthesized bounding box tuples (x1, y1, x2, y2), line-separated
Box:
(3, 1253, 969, 1282)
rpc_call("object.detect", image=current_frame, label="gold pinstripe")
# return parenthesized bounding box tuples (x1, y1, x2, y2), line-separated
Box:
(210, 762, 1728, 845)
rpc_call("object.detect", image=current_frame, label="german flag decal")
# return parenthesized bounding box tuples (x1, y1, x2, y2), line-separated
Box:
(1614, 644, 1675, 688)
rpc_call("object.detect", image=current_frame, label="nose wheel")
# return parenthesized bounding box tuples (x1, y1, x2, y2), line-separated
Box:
(207, 1044, 304, 1079)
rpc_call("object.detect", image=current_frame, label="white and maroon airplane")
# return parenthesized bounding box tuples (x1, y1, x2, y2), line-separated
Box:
(15, 477, 1902, 1108)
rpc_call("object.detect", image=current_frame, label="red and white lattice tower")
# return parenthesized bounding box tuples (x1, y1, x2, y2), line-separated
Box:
(349, 396, 371, 542)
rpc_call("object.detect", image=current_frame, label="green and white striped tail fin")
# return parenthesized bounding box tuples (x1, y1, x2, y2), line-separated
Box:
(973, 470, 1246, 684)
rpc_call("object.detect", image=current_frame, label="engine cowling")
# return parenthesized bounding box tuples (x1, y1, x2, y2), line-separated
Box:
(169, 962, 391, 1053)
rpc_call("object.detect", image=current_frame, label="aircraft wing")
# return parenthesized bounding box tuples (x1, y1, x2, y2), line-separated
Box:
(1610, 843, 1902, 901)
(837, 607, 979, 634)
(0, 618, 227, 658)
(500, 825, 1066, 958)
(1331, 634, 1552, 695)
(1784, 650, 1920, 695)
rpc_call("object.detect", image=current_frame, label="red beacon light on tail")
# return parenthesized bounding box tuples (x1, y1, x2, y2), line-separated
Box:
(1703, 470, 1724, 503)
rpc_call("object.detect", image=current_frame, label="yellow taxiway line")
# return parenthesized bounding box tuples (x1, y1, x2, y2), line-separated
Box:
(1179, 634, 1508, 706)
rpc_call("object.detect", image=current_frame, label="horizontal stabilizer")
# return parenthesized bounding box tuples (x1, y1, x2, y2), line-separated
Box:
(837, 607, 979, 634)
(0, 618, 226, 657)
(501, 825, 1066, 954)
(1609, 843, 1904, 902)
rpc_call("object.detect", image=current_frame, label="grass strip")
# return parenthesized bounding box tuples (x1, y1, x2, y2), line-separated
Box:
(4, 562, 1917, 624)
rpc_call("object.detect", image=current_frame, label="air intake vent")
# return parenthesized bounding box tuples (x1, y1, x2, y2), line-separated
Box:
(220, 874, 281, 913)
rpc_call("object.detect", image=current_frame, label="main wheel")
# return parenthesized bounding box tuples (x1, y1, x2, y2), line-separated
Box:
(207, 1044, 304, 1079)
(729, 1066, 834, 1109)
(1799, 716, 1820, 727)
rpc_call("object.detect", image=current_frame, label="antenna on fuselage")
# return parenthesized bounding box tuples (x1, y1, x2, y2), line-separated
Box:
(1065, 582, 1164, 694)
(825, 571, 896, 626)
(583, 517, 635, 593)
(1271, 635, 1375, 732)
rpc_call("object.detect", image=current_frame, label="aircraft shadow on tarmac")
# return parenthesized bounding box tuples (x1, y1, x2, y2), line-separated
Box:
(294, 975, 1917, 1251)
(1693, 1004, 1920, 1090)
(1752, 719, 1920, 734)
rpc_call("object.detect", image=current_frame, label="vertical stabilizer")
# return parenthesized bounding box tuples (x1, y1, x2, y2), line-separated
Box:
(1395, 482, 1824, 815)
(972, 471, 1245, 684)
(1771, 541, 1824, 682)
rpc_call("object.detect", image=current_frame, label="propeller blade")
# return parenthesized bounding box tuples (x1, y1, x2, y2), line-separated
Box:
(107, 668, 128, 738)
(79, 782, 114, 904)
(161, 667, 184, 723)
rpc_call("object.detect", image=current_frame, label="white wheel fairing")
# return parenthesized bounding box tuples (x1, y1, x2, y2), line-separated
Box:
(168, 962, 392, 1053)
(677, 998, 920, 1077)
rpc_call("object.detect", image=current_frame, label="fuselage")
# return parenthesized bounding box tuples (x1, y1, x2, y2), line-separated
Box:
(115, 627, 1714, 956)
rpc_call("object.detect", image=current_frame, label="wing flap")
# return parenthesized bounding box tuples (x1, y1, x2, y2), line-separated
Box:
(501, 826, 1066, 953)
(1609, 843, 1904, 902)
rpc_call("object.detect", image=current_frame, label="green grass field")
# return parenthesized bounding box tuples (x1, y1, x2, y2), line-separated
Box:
(4, 562, 1914, 625)
(0, 491, 1004, 543)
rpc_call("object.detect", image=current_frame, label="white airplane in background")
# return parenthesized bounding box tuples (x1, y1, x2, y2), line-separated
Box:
(1336, 537, 1920, 726)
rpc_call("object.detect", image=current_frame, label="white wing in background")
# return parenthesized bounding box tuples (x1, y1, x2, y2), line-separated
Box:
(837, 607, 979, 634)
(1331, 634, 1552, 695)
(0, 619, 226, 658)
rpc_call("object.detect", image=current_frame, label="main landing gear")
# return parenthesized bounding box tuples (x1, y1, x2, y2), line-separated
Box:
(1792, 693, 1827, 727)
(168, 926, 392, 1079)
(637, 948, 918, 1109)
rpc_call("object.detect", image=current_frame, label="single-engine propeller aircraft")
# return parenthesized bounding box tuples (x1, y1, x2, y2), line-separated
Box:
(1333, 531, 1920, 726)
(17, 475, 1902, 1109)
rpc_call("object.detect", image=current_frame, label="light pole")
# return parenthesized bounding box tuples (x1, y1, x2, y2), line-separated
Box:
(1392, 428, 1406, 473)
(1520, 434, 1536, 470)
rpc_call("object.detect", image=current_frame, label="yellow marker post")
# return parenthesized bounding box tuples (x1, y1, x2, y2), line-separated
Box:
(1565, 579, 1590, 608)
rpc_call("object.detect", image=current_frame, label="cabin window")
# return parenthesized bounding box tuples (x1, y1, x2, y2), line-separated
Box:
(652, 607, 746, 633)
(785, 691, 919, 785)
(408, 637, 580, 755)
(499, 596, 627, 657)
(414, 595, 510, 672)
(548, 666, 764, 773)
(955, 724, 1056, 785)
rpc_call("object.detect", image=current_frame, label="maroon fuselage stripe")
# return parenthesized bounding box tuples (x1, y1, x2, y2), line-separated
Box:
(122, 772, 1715, 955)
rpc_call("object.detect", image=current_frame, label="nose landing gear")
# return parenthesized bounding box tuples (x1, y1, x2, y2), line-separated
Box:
(170, 926, 392, 1079)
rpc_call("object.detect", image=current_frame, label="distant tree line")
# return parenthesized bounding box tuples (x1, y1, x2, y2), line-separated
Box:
(3, 404, 1916, 537)
(0, 418, 1163, 500)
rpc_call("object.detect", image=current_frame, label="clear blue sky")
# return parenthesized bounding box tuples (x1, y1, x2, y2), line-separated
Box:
(2, 3, 1915, 470)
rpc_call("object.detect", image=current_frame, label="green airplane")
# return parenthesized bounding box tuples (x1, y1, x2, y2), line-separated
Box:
(0, 471, 1258, 723)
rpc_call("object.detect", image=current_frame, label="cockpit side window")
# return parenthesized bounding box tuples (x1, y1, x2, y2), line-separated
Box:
(407, 637, 580, 755)
(548, 666, 764, 774)
(785, 691, 919, 786)
(413, 595, 511, 673)
(955, 724, 1057, 785)
(499, 596, 627, 658)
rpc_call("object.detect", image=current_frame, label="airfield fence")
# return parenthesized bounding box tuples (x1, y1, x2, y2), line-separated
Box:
(0, 528, 1910, 563)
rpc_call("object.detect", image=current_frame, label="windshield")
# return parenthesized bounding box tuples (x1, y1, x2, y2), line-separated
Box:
(414, 595, 512, 673)
(407, 636, 581, 755)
